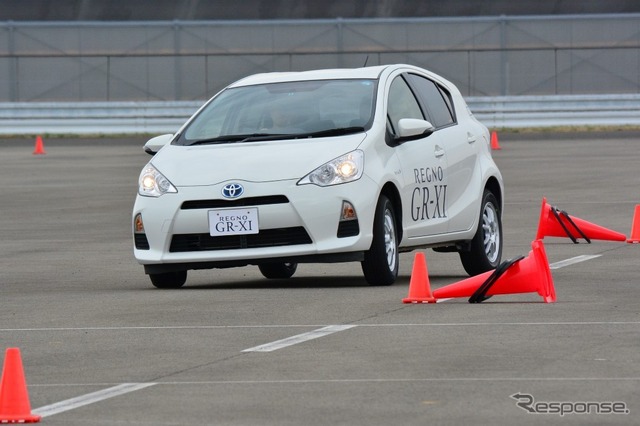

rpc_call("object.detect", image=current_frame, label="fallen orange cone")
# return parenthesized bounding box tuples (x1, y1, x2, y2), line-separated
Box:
(402, 252, 436, 303)
(33, 136, 46, 155)
(0, 348, 41, 423)
(536, 197, 626, 243)
(432, 240, 556, 303)
(628, 205, 640, 244)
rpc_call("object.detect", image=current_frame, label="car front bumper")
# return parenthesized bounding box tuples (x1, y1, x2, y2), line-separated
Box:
(133, 176, 379, 271)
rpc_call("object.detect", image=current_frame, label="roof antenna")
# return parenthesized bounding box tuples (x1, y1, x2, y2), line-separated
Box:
(363, 55, 369, 67)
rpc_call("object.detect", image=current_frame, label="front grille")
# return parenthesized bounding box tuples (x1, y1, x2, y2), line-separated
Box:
(134, 233, 150, 250)
(169, 227, 312, 252)
(181, 195, 289, 210)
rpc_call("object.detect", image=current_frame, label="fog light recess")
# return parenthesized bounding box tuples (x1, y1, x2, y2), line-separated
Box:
(133, 213, 150, 249)
(337, 201, 360, 238)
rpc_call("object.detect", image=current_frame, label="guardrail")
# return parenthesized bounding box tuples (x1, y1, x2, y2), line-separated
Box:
(0, 101, 202, 135)
(1, 95, 639, 135)
(468, 94, 640, 128)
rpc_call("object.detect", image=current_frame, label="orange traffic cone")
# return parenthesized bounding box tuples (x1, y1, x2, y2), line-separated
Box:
(402, 252, 436, 303)
(0, 348, 41, 423)
(32, 136, 46, 155)
(432, 240, 556, 303)
(536, 197, 626, 243)
(490, 131, 501, 150)
(628, 205, 640, 244)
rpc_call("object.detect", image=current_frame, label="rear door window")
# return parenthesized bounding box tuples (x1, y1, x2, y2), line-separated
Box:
(406, 74, 455, 128)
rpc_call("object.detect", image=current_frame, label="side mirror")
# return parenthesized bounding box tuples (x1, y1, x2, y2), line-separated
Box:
(396, 118, 435, 142)
(143, 134, 174, 155)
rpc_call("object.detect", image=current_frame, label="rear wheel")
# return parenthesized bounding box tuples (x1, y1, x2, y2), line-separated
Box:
(149, 270, 187, 289)
(258, 262, 298, 279)
(361, 195, 399, 286)
(459, 190, 502, 276)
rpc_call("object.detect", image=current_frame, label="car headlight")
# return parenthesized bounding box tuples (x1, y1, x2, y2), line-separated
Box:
(138, 165, 177, 197)
(298, 150, 364, 187)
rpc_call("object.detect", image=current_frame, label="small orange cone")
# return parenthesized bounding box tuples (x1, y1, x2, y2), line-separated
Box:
(432, 240, 556, 303)
(402, 252, 436, 303)
(628, 205, 640, 244)
(0, 348, 41, 423)
(536, 197, 627, 243)
(490, 131, 501, 150)
(33, 136, 46, 155)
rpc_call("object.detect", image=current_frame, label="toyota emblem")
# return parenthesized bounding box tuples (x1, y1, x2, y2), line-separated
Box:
(221, 183, 244, 199)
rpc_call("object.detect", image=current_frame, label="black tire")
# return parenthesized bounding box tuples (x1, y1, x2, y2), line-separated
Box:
(258, 262, 298, 279)
(149, 270, 187, 289)
(361, 195, 399, 286)
(459, 190, 502, 276)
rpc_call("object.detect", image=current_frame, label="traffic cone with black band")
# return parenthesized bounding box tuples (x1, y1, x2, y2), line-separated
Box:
(536, 197, 626, 243)
(402, 252, 436, 303)
(628, 205, 640, 243)
(32, 136, 46, 155)
(0, 348, 41, 423)
(432, 240, 556, 303)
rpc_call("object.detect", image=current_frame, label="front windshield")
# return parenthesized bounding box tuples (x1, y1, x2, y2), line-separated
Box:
(176, 78, 377, 145)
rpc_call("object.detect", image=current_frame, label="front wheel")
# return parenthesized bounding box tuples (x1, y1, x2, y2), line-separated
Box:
(149, 270, 187, 289)
(361, 195, 399, 286)
(459, 190, 502, 276)
(258, 262, 298, 279)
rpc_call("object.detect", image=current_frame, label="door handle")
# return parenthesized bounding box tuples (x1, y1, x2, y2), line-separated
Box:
(467, 133, 477, 144)
(434, 145, 445, 158)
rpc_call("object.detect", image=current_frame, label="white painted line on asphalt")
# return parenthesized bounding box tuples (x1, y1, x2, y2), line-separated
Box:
(550, 254, 601, 270)
(156, 377, 640, 384)
(5, 320, 640, 334)
(242, 324, 357, 352)
(357, 321, 640, 327)
(33, 383, 157, 418)
(0, 325, 325, 332)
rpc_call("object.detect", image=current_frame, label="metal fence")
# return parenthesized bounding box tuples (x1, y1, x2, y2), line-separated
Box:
(4, 94, 640, 134)
(2, 14, 640, 102)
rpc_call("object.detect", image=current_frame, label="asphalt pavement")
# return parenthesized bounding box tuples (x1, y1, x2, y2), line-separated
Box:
(0, 132, 638, 425)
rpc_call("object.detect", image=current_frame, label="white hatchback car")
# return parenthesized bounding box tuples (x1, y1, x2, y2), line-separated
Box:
(133, 64, 503, 288)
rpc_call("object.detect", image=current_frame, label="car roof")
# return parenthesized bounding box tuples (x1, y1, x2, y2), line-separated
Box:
(228, 64, 396, 87)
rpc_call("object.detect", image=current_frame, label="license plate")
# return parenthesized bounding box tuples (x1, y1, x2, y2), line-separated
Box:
(209, 207, 259, 236)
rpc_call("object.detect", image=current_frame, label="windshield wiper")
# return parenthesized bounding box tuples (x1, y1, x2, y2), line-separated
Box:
(187, 127, 365, 145)
(187, 134, 262, 146)
(244, 127, 366, 142)
(291, 126, 366, 139)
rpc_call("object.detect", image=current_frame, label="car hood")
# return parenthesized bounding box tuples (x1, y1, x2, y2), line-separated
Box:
(151, 134, 367, 186)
